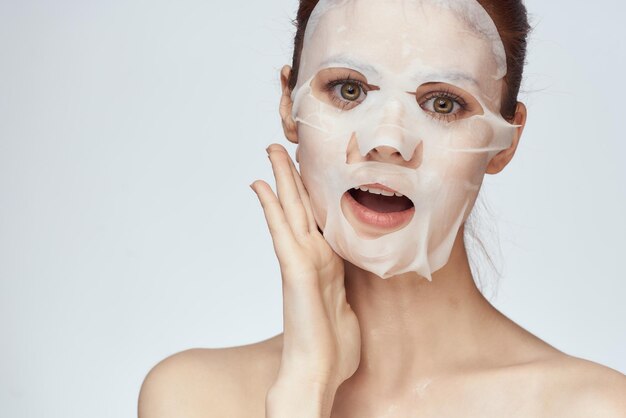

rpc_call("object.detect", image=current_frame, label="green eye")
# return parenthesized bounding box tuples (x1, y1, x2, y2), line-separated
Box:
(340, 82, 361, 101)
(433, 97, 454, 114)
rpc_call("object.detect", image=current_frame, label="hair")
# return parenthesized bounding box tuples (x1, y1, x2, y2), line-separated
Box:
(287, 0, 531, 121)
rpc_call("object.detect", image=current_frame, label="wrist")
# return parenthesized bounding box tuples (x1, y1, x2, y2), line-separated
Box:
(266, 377, 339, 418)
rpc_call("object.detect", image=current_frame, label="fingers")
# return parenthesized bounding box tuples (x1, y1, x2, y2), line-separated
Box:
(266, 144, 310, 237)
(250, 180, 297, 259)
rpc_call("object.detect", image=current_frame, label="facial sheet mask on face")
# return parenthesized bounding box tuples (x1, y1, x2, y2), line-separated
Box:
(290, 0, 518, 280)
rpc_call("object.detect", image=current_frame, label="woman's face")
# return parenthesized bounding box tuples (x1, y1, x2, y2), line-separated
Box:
(288, 0, 519, 279)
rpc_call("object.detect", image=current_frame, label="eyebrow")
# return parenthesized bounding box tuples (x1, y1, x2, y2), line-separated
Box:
(319, 54, 381, 76)
(417, 71, 479, 87)
(319, 54, 480, 88)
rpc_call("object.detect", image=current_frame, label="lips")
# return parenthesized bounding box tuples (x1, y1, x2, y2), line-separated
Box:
(341, 183, 415, 232)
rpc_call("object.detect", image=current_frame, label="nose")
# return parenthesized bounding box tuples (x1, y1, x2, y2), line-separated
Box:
(369, 144, 405, 162)
(346, 136, 423, 168)
(345, 98, 422, 168)
(370, 145, 402, 160)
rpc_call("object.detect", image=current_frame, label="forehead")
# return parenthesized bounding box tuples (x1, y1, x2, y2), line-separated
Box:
(299, 0, 504, 86)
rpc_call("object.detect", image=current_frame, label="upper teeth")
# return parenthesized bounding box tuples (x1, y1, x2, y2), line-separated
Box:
(354, 186, 403, 197)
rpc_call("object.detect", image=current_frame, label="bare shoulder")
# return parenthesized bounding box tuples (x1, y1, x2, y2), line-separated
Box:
(138, 334, 283, 418)
(484, 306, 626, 416)
(537, 354, 626, 417)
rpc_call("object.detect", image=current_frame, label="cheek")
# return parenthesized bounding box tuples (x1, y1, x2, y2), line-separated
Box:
(449, 118, 497, 151)
(423, 120, 494, 185)
(423, 152, 488, 250)
(443, 154, 488, 208)
(299, 151, 328, 230)
(296, 123, 336, 231)
(445, 152, 490, 187)
(456, 120, 498, 184)
(293, 87, 348, 231)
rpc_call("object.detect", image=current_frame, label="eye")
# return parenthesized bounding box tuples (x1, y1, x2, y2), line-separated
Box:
(324, 76, 369, 110)
(339, 82, 361, 101)
(417, 89, 471, 122)
(433, 97, 455, 114)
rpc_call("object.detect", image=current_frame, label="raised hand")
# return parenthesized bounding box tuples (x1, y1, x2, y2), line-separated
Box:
(251, 144, 361, 416)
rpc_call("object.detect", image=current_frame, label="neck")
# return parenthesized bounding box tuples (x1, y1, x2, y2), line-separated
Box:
(342, 226, 502, 391)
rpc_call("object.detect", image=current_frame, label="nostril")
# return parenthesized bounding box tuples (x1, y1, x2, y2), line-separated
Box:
(372, 145, 403, 159)
(345, 134, 422, 169)
(368, 142, 423, 169)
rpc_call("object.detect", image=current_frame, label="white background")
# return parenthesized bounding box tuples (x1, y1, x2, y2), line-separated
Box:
(1, 0, 624, 417)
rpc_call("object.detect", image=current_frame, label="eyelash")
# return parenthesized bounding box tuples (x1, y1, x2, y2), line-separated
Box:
(323, 74, 369, 110)
(323, 75, 469, 121)
(420, 90, 469, 122)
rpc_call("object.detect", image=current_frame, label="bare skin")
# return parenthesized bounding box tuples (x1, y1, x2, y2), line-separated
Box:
(138, 316, 626, 417)
(137, 229, 626, 417)
(137, 66, 626, 417)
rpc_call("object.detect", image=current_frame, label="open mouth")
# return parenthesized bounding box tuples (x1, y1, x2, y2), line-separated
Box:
(341, 183, 415, 234)
(348, 185, 414, 212)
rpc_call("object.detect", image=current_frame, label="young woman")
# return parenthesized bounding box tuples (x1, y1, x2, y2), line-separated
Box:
(138, 0, 626, 416)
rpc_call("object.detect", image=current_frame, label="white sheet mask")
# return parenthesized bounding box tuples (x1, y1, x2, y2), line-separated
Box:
(290, 0, 519, 280)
